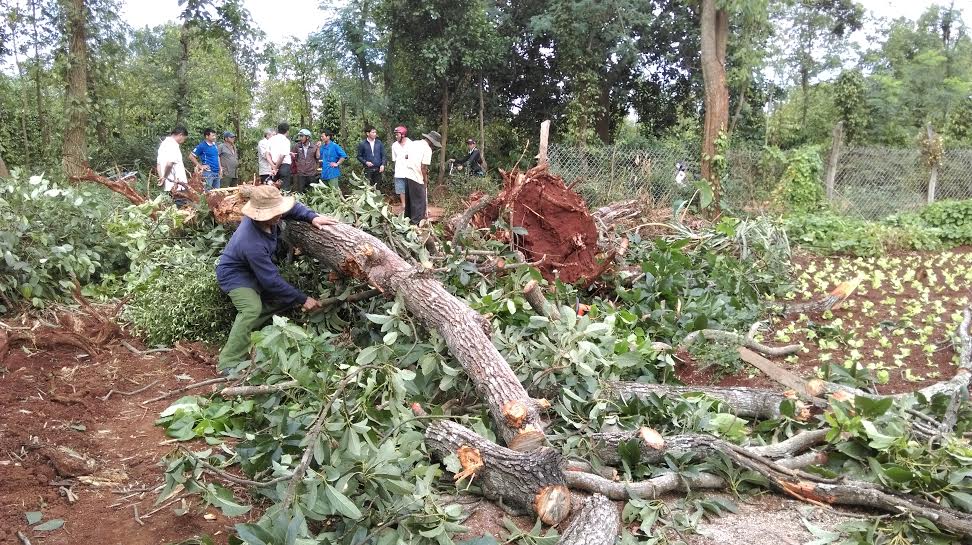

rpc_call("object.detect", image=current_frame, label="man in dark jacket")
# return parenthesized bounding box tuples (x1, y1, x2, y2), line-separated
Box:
(356, 126, 386, 189)
(456, 138, 485, 176)
(216, 185, 337, 369)
(291, 128, 319, 193)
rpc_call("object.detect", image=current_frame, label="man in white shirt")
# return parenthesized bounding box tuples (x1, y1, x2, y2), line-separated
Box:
(403, 130, 440, 225)
(266, 122, 293, 190)
(390, 125, 411, 209)
(257, 127, 274, 183)
(156, 126, 189, 205)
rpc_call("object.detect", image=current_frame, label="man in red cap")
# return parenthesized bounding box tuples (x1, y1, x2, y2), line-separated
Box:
(390, 125, 411, 209)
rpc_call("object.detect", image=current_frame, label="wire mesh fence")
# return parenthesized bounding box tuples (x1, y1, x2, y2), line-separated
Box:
(548, 142, 972, 218)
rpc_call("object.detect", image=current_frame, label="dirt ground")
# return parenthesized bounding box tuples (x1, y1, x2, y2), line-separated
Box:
(0, 321, 236, 545)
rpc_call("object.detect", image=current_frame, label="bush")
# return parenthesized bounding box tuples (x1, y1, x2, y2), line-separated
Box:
(124, 245, 234, 346)
(770, 146, 826, 213)
(918, 199, 972, 245)
(0, 171, 130, 311)
(784, 213, 891, 256)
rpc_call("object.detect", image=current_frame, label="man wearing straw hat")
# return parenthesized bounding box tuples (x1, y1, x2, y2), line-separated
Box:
(216, 185, 338, 369)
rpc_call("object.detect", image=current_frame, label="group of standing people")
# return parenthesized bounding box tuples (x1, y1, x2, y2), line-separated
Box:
(156, 122, 489, 225)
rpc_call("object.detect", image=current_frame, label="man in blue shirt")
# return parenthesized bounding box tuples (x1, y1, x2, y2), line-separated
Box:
(316, 129, 348, 190)
(190, 128, 222, 191)
(216, 185, 338, 369)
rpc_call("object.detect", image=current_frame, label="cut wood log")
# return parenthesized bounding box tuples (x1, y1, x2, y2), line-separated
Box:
(601, 381, 808, 420)
(588, 428, 827, 467)
(523, 280, 561, 320)
(424, 420, 570, 525)
(285, 221, 549, 449)
(557, 494, 619, 545)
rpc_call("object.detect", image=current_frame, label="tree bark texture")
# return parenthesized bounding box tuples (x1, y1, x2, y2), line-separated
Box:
(176, 22, 190, 126)
(700, 0, 729, 212)
(30, 0, 47, 149)
(601, 381, 802, 420)
(557, 494, 619, 545)
(61, 0, 89, 178)
(0, 151, 9, 177)
(424, 420, 570, 525)
(284, 221, 549, 448)
(437, 78, 450, 185)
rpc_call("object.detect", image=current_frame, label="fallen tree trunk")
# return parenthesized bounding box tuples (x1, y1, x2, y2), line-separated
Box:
(285, 221, 548, 449)
(424, 420, 570, 525)
(557, 494, 619, 545)
(601, 381, 807, 420)
(588, 428, 827, 467)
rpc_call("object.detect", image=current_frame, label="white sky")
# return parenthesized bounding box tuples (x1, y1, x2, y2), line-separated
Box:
(122, 0, 324, 41)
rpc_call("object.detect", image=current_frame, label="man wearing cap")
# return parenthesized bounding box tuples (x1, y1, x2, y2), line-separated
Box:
(257, 128, 275, 184)
(291, 128, 318, 193)
(218, 131, 239, 187)
(456, 138, 485, 176)
(190, 128, 222, 191)
(403, 130, 441, 225)
(316, 129, 348, 191)
(390, 126, 411, 209)
(216, 185, 338, 369)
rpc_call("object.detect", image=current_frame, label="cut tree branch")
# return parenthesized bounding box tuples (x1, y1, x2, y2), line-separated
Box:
(602, 381, 808, 420)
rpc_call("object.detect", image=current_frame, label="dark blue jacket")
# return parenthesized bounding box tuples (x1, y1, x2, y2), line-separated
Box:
(356, 139, 386, 171)
(216, 203, 318, 305)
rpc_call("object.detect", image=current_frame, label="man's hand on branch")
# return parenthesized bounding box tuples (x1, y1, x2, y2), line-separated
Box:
(312, 216, 339, 229)
(302, 297, 321, 312)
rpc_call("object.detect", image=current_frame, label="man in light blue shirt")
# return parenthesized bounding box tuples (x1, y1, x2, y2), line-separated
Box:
(190, 128, 221, 190)
(316, 129, 348, 190)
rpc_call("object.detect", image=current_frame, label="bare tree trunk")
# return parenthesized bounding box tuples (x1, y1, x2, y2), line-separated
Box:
(0, 151, 9, 177)
(30, 0, 48, 149)
(176, 22, 190, 126)
(479, 72, 487, 171)
(437, 78, 450, 185)
(927, 123, 939, 204)
(10, 19, 32, 169)
(62, 0, 89, 178)
(700, 0, 729, 213)
(825, 121, 844, 200)
(594, 79, 612, 143)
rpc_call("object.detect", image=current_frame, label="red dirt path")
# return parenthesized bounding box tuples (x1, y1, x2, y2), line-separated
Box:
(0, 324, 239, 545)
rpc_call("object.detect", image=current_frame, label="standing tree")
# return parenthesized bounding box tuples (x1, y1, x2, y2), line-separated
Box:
(61, 0, 88, 177)
(700, 0, 729, 212)
(175, 0, 222, 125)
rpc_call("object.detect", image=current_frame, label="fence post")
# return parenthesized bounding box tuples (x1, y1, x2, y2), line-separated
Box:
(926, 123, 939, 205)
(825, 121, 843, 201)
(538, 120, 550, 167)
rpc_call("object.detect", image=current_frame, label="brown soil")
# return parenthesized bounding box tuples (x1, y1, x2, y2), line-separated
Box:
(680, 248, 972, 396)
(0, 316, 239, 545)
(473, 166, 602, 285)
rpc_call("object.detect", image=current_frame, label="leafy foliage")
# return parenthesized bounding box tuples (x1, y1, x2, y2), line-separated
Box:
(769, 145, 826, 213)
(0, 170, 130, 311)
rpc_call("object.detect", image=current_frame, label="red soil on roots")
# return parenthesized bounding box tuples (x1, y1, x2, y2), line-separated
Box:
(473, 166, 602, 285)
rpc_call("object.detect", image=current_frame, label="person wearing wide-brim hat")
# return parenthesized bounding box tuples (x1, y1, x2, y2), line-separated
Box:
(402, 130, 441, 225)
(215, 185, 338, 369)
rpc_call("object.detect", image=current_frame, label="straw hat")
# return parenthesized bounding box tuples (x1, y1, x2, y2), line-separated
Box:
(241, 185, 296, 221)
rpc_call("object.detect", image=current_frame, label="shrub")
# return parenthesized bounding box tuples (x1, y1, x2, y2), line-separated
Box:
(918, 199, 972, 245)
(124, 245, 234, 346)
(770, 146, 826, 213)
(0, 171, 130, 311)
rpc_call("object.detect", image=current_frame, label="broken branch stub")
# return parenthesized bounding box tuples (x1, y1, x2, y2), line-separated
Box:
(284, 221, 548, 449)
(424, 420, 570, 525)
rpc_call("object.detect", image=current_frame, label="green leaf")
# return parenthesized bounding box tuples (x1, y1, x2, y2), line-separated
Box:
(324, 483, 362, 519)
(34, 519, 65, 531)
(948, 491, 972, 512)
(25, 511, 43, 525)
(356, 346, 380, 365)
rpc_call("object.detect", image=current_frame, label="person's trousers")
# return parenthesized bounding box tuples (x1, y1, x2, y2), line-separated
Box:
(203, 170, 220, 191)
(222, 176, 239, 187)
(323, 177, 340, 190)
(273, 163, 292, 191)
(364, 169, 382, 189)
(292, 175, 315, 193)
(219, 287, 290, 368)
(403, 178, 427, 225)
